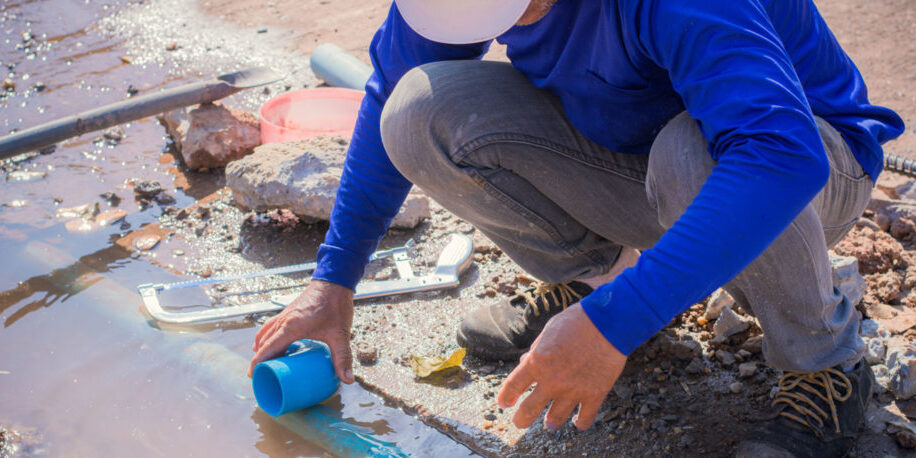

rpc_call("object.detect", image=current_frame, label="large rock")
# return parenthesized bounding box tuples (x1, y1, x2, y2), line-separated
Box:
(226, 137, 430, 228)
(158, 102, 260, 170)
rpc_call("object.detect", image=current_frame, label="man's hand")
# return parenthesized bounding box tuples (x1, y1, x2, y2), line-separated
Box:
(497, 303, 626, 431)
(248, 280, 355, 383)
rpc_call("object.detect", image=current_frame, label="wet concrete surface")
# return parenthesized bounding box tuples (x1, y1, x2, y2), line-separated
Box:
(0, 0, 473, 456)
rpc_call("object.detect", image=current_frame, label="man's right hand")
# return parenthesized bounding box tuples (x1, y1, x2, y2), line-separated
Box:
(248, 280, 356, 384)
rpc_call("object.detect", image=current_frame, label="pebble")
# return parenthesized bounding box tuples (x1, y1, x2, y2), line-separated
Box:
(356, 345, 378, 365)
(133, 180, 163, 199)
(685, 358, 705, 375)
(134, 234, 161, 251)
(2, 78, 14, 91)
(715, 349, 736, 366)
(478, 365, 495, 375)
(860, 319, 890, 340)
(865, 338, 887, 365)
(166, 42, 179, 51)
(100, 192, 122, 206)
(704, 289, 735, 321)
(713, 307, 750, 340)
(896, 430, 916, 449)
(886, 343, 916, 399)
(729, 382, 744, 394)
(738, 362, 758, 378)
(172, 249, 185, 257)
(95, 209, 127, 226)
(741, 335, 764, 354)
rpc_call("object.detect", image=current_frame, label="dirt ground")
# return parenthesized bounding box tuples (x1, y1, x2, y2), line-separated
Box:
(92, 0, 916, 456)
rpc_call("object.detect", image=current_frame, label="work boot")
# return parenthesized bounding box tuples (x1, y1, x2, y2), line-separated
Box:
(456, 281, 593, 361)
(735, 358, 874, 458)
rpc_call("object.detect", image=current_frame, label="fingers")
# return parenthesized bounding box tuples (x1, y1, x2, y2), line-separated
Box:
(253, 315, 281, 351)
(247, 329, 291, 378)
(325, 329, 354, 384)
(498, 360, 536, 409)
(544, 398, 577, 430)
(512, 385, 552, 429)
(572, 398, 602, 431)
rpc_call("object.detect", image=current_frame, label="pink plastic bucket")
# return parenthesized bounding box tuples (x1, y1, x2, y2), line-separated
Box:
(259, 88, 365, 143)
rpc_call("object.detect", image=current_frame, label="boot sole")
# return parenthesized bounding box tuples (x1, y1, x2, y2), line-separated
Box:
(456, 327, 528, 362)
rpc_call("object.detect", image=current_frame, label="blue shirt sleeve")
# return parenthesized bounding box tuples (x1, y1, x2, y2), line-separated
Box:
(312, 4, 489, 290)
(581, 0, 833, 354)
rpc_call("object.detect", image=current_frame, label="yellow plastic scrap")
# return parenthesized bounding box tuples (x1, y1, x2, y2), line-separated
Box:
(409, 348, 466, 378)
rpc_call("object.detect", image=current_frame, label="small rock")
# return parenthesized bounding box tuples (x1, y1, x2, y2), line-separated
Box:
(704, 289, 735, 320)
(861, 319, 890, 339)
(7, 170, 46, 181)
(102, 127, 124, 144)
(685, 358, 705, 374)
(716, 350, 736, 366)
(667, 339, 702, 361)
(2, 78, 15, 91)
(478, 365, 495, 375)
(729, 382, 744, 393)
(830, 254, 867, 306)
(713, 307, 750, 340)
(891, 217, 916, 239)
(356, 345, 378, 365)
(32, 81, 46, 92)
(738, 362, 758, 378)
(887, 343, 916, 399)
(133, 234, 160, 251)
(95, 209, 127, 226)
(65, 218, 96, 233)
(172, 249, 185, 256)
(166, 42, 178, 51)
(865, 338, 887, 365)
(897, 429, 916, 449)
(99, 192, 122, 206)
(158, 102, 260, 170)
(742, 335, 764, 354)
(875, 213, 891, 231)
(133, 180, 163, 199)
(736, 349, 753, 361)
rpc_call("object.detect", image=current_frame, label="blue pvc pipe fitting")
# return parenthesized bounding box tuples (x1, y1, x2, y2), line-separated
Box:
(253, 339, 340, 417)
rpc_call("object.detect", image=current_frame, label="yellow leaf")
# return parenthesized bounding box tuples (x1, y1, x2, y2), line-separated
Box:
(409, 348, 466, 378)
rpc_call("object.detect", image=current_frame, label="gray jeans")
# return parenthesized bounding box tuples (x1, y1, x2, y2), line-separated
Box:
(379, 60, 870, 372)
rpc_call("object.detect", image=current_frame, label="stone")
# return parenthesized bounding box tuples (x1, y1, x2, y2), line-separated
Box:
(133, 234, 161, 251)
(865, 338, 886, 365)
(685, 358, 705, 375)
(741, 335, 764, 354)
(729, 382, 744, 394)
(896, 430, 916, 449)
(887, 343, 916, 399)
(133, 180, 163, 199)
(227, 137, 430, 228)
(158, 102, 260, 170)
(830, 254, 867, 306)
(356, 345, 378, 366)
(715, 350, 736, 366)
(713, 307, 750, 340)
(861, 319, 890, 339)
(704, 289, 735, 321)
(738, 362, 757, 378)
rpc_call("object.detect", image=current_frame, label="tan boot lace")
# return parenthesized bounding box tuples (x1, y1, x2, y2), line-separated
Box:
(515, 282, 584, 317)
(772, 368, 853, 434)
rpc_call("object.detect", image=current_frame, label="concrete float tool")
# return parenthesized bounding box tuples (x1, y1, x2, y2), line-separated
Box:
(138, 233, 474, 324)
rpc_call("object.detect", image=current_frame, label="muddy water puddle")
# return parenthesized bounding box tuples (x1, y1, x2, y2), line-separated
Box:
(0, 1, 472, 456)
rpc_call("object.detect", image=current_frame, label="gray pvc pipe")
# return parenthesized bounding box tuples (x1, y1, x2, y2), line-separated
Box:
(22, 241, 407, 457)
(309, 43, 374, 91)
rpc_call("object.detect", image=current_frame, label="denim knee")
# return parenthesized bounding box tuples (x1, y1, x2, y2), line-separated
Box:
(645, 112, 714, 228)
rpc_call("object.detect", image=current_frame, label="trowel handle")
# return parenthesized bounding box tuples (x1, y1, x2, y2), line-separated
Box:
(433, 234, 474, 276)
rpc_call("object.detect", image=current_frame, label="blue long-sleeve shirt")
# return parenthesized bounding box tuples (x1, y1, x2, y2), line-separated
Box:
(312, 0, 904, 355)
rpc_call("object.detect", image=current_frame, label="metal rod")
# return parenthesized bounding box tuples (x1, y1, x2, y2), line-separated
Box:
(885, 153, 916, 178)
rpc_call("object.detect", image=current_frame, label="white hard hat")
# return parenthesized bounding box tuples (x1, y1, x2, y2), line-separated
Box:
(394, 0, 531, 44)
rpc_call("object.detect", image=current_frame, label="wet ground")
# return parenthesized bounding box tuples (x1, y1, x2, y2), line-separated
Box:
(0, 0, 473, 456)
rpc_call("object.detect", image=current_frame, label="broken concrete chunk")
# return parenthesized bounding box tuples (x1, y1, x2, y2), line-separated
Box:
(830, 254, 867, 306)
(226, 137, 430, 228)
(713, 307, 750, 340)
(158, 102, 260, 170)
(865, 338, 887, 365)
(887, 343, 916, 400)
(704, 289, 735, 321)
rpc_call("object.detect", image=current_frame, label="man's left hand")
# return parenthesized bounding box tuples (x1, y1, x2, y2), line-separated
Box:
(497, 303, 627, 431)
